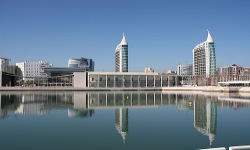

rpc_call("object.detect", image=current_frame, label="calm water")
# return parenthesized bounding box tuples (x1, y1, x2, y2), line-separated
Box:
(0, 91, 250, 150)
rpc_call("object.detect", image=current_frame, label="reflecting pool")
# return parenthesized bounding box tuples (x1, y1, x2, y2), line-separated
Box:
(0, 91, 250, 150)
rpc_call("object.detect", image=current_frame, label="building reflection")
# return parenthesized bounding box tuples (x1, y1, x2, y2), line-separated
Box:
(115, 108, 128, 143)
(0, 91, 94, 119)
(193, 95, 217, 146)
(1, 91, 250, 144)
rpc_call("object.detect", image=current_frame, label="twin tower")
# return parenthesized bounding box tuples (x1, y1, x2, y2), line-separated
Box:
(115, 33, 128, 72)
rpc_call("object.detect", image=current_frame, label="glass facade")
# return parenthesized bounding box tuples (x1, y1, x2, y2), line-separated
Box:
(209, 43, 216, 76)
(122, 45, 128, 72)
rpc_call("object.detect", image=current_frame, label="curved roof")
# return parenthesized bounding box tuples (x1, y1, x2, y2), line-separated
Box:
(120, 32, 128, 45)
(206, 30, 214, 43)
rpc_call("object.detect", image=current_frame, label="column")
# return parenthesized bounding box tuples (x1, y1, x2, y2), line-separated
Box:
(154, 92, 155, 105)
(131, 75, 132, 88)
(176, 76, 178, 87)
(114, 93, 116, 105)
(154, 75, 155, 88)
(114, 75, 116, 88)
(168, 76, 170, 87)
(138, 93, 140, 106)
(106, 93, 107, 107)
(161, 75, 162, 87)
(161, 92, 162, 105)
(97, 75, 99, 88)
(106, 75, 107, 88)
(88, 74, 90, 87)
(146, 75, 148, 88)
(122, 75, 124, 88)
(138, 76, 140, 88)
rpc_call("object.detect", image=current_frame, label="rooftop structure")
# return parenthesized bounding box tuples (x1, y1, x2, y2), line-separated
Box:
(145, 68, 154, 73)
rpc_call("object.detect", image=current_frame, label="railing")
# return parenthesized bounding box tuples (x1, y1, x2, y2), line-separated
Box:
(200, 145, 250, 150)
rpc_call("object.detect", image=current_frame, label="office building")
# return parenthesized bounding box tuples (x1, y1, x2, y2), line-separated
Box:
(68, 57, 94, 71)
(193, 30, 216, 77)
(16, 61, 52, 81)
(177, 64, 193, 76)
(116, 33, 128, 72)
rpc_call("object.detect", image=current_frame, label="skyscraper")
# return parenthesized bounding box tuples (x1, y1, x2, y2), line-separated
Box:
(193, 30, 216, 77)
(115, 33, 128, 72)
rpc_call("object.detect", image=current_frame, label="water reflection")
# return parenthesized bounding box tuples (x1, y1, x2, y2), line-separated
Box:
(194, 95, 217, 146)
(1, 91, 250, 146)
(115, 108, 128, 143)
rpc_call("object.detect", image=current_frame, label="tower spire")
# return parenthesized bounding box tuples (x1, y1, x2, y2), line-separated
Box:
(206, 30, 214, 43)
(120, 32, 128, 45)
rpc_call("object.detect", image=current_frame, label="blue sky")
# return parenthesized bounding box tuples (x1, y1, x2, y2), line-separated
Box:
(0, 0, 250, 72)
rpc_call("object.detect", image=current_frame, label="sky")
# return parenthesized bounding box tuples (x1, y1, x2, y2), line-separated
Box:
(0, 0, 250, 73)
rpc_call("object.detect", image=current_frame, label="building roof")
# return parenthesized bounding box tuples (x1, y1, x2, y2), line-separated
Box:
(120, 32, 128, 45)
(206, 30, 214, 43)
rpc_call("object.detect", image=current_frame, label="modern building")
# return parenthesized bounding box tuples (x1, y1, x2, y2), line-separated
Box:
(177, 64, 193, 76)
(193, 30, 216, 77)
(68, 57, 94, 71)
(16, 61, 53, 81)
(145, 68, 154, 73)
(116, 33, 128, 72)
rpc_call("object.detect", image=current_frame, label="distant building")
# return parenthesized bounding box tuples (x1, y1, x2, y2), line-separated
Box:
(0, 58, 10, 72)
(145, 68, 154, 73)
(0, 58, 21, 87)
(177, 64, 192, 76)
(167, 70, 177, 75)
(216, 66, 228, 76)
(68, 57, 94, 71)
(193, 30, 216, 77)
(116, 33, 128, 72)
(217, 64, 250, 81)
(16, 61, 52, 81)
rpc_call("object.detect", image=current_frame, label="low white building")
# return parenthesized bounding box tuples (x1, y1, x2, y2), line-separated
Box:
(16, 61, 53, 81)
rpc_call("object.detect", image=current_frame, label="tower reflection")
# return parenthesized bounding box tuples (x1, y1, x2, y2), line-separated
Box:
(115, 108, 128, 143)
(193, 95, 217, 146)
